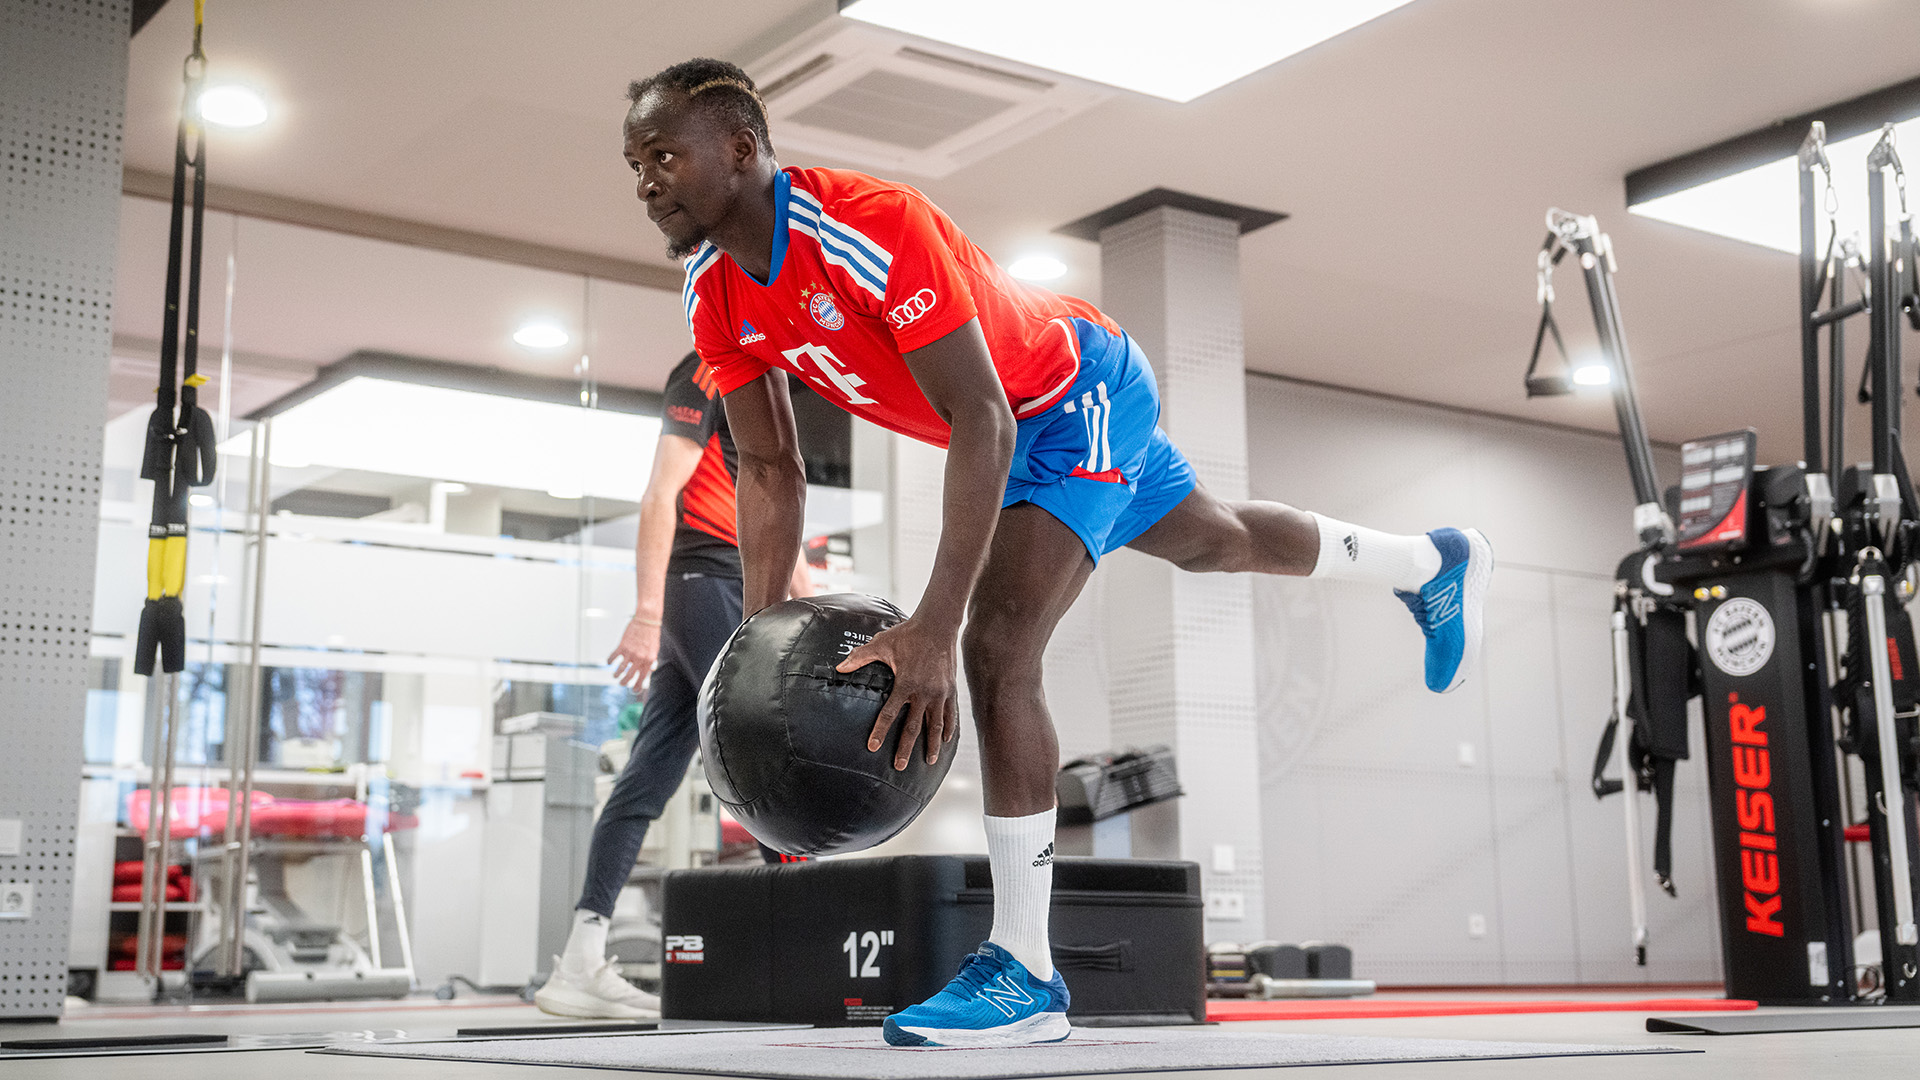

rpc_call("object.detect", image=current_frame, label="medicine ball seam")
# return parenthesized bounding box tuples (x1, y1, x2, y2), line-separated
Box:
(699, 616, 756, 803)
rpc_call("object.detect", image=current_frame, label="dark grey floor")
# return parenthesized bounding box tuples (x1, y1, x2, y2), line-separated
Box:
(6, 993, 1915, 1079)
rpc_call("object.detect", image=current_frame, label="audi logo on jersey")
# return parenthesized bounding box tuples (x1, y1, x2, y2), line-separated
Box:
(888, 289, 938, 329)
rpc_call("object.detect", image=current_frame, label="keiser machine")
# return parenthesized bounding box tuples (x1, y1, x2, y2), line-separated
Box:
(1526, 121, 1920, 1005)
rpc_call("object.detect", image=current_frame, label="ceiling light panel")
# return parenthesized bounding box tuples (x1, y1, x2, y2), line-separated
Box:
(218, 377, 660, 502)
(841, 0, 1418, 103)
(1630, 117, 1920, 255)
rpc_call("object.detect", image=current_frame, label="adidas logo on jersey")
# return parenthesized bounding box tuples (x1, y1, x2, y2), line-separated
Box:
(1033, 842, 1054, 867)
(738, 320, 766, 346)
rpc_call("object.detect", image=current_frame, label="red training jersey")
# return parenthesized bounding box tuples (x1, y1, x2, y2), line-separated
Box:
(684, 167, 1120, 447)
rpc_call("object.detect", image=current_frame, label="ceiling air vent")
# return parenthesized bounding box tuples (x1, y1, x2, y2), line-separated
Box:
(752, 21, 1109, 178)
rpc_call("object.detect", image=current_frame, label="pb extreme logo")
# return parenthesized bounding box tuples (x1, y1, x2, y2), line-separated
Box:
(664, 934, 705, 964)
(1705, 597, 1774, 676)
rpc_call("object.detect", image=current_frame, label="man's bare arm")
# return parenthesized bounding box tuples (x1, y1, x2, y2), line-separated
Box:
(723, 369, 809, 617)
(607, 432, 704, 690)
(836, 317, 1015, 769)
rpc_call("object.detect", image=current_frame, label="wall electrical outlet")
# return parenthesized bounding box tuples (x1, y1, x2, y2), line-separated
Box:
(1467, 913, 1487, 938)
(1207, 891, 1246, 920)
(0, 882, 31, 920)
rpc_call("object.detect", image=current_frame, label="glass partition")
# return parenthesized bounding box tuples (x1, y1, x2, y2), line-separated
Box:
(80, 206, 875, 1005)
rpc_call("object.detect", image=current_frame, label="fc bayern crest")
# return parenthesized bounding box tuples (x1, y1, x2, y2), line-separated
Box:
(1705, 597, 1774, 677)
(808, 292, 845, 331)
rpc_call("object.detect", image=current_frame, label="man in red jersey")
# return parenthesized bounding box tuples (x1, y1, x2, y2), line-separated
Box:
(622, 59, 1492, 1047)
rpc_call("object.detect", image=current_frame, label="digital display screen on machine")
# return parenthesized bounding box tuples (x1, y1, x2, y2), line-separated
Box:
(1675, 430, 1757, 551)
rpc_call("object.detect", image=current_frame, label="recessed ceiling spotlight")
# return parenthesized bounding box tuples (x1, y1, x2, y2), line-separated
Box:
(1008, 255, 1068, 282)
(197, 84, 269, 129)
(513, 322, 570, 349)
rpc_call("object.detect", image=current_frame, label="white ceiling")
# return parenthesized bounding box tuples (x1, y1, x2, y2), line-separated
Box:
(117, 0, 1920, 467)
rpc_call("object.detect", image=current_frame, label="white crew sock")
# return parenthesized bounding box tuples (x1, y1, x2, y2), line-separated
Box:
(1307, 513, 1441, 592)
(561, 909, 610, 975)
(984, 808, 1056, 981)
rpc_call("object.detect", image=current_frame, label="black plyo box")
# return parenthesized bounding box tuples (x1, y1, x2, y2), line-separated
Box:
(660, 855, 1204, 1026)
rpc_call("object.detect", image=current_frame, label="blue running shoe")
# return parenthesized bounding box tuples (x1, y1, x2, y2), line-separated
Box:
(883, 943, 1070, 1048)
(1394, 527, 1493, 694)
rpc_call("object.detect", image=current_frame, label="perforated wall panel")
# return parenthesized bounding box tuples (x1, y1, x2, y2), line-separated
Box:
(1, 0, 126, 1019)
(1098, 207, 1266, 940)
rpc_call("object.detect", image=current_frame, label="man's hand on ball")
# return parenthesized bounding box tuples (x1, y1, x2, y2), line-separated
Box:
(838, 617, 959, 770)
(607, 615, 662, 691)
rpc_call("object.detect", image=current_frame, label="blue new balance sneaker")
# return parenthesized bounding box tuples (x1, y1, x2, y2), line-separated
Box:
(883, 942, 1070, 1048)
(1395, 527, 1493, 693)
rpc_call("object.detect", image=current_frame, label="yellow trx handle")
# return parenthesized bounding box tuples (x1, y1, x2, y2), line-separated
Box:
(145, 536, 166, 601)
(162, 533, 188, 598)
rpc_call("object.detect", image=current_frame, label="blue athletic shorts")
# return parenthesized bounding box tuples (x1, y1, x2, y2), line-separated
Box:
(1003, 318, 1197, 564)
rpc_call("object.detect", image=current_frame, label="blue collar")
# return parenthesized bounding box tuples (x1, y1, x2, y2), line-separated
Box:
(746, 170, 792, 288)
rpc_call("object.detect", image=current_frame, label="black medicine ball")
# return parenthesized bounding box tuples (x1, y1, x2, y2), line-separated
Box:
(698, 593, 956, 856)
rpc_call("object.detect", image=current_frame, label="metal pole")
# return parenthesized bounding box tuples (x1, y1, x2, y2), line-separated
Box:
(217, 422, 261, 975)
(382, 837, 415, 981)
(138, 671, 182, 987)
(227, 418, 271, 977)
(360, 846, 383, 969)
(1548, 212, 1664, 525)
(1860, 571, 1917, 950)
(1831, 248, 1849, 494)
(1801, 124, 1828, 475)
(1611, 609, 1650, 965)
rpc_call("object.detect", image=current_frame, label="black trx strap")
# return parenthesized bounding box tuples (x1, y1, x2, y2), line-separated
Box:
(134, 9, 218, 678)
(1592, 552, 1696, 895)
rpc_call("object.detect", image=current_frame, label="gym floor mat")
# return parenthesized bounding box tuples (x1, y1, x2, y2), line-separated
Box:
(0, 1020, 799, 1060)
(1647, 1007, 1920, 1034)
(1209, 997, 1758, 1021)
(319, 1026, 1694, 1078)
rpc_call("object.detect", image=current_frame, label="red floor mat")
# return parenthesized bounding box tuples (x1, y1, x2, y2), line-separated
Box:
(1208, 997, 1758, 1021)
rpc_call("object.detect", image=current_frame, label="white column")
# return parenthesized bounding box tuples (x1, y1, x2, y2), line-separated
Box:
(1097, 206, 1266, 940)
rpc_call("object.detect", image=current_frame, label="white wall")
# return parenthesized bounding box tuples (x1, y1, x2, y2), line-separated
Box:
(1243, 375, 1719, 985)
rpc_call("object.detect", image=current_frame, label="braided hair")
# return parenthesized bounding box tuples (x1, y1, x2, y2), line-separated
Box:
(628, 58, 774, 157)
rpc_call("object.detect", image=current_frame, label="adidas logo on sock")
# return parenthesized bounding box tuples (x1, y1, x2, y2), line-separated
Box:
(1343, 533, 1359, 561)
(1033, 842, 1055, 867)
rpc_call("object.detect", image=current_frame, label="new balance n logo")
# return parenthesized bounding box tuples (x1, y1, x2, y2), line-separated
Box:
(1032, 842, 1054, 867)
(978, 975, 1035, 1017)
(1425, 581, 1462, 628)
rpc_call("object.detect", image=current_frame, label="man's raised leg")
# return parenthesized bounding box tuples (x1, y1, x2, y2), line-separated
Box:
(1125, 488, 1492, 692)
(883, 502, 1091, 1048)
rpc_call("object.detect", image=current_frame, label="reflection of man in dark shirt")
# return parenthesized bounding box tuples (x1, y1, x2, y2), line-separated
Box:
(534, 352, 810, 1020)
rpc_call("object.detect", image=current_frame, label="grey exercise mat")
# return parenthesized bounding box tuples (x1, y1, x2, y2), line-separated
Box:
(1648, 1007, 1920, 1035)
(0, 1020, 798, 1060)
(320, 1026, 1693, 1078)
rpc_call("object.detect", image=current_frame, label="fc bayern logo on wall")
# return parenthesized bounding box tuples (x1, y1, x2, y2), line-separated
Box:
(809, 292, 845, 331)
(1705, 597, 1774, 676)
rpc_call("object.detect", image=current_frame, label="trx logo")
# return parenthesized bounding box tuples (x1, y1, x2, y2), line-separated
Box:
(664, 934, 706, 963)
(1890, 637, 1906, 682)
(978, 974, 1035, 1017)
(1033, 842, 1054, 867)
(1343, 533, 1358, 561)
(1729, 695, 1784, 938)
